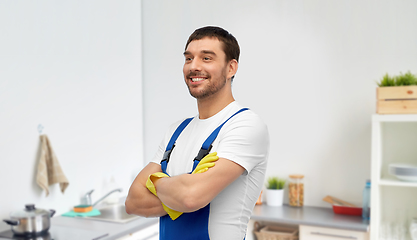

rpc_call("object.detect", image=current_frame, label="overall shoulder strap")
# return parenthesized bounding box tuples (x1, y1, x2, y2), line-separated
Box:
(160, 117, 193, 173)
(191, 108, 249, 171)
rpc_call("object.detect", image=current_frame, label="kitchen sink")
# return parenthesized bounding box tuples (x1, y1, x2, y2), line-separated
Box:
(81, 204, 141, 223)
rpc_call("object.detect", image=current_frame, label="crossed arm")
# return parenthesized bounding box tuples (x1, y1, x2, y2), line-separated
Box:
(125, 162, 166, 217)
(125, 157, 245, 217)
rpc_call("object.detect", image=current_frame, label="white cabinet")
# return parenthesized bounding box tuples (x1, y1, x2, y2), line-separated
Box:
(370, 114, 417, 240)
(117, 222, 159, 240)
(300, 225, 369, 240)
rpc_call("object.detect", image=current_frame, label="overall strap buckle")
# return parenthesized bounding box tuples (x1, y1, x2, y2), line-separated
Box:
(192, 145, 213, 171)
(160, 118, 193, 173)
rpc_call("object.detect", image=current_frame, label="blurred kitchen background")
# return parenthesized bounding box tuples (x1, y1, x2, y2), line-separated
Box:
(1, 0, 416, 219)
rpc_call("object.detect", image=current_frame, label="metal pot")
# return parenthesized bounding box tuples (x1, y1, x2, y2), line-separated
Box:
(3, 204, 55, 236)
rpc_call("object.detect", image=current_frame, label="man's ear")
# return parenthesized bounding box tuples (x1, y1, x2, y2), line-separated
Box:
(227, 59, 238, 80)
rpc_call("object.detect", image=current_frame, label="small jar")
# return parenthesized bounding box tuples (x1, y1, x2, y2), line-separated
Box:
(288, 174, 304, 207)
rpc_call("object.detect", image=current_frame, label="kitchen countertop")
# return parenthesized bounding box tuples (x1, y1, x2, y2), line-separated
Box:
(0, 205, 368, 239)
(53, 215, 158, 240)
(251, 204, 369, 232)
(0, 215, 158, 240)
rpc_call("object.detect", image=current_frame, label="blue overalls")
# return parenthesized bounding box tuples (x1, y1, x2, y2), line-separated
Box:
(159, 108, 248, 240)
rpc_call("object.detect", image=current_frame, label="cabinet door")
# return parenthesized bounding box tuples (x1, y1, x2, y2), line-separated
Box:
(300, 225, 369, 240)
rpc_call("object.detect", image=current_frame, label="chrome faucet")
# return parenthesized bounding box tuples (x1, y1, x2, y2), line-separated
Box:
(82, 188, 123, 207)
(81, 189, 94, 205)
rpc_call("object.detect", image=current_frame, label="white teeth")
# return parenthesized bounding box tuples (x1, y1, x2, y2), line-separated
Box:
(191, 77, 205, 82)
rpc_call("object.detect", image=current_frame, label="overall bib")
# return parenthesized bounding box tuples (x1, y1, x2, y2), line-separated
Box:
(159, 108, 248, 240)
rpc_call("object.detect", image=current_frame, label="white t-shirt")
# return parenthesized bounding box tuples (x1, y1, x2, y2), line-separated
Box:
(151, 101, 269, 240)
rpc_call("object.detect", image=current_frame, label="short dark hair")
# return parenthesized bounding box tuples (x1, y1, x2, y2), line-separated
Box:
(185, 26, 240, 63)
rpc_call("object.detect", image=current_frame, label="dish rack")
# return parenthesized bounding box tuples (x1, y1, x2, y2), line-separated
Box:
(253, 222, 299, 240)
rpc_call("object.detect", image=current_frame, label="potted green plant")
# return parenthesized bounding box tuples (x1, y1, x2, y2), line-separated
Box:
(376, 71, 417, 114)
(265, 177, 286, 206)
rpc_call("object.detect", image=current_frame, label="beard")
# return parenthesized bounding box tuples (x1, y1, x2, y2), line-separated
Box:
(186, 71, 228, 100)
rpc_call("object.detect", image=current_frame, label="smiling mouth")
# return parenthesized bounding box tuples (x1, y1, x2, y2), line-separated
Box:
(191, 77, 206, 82)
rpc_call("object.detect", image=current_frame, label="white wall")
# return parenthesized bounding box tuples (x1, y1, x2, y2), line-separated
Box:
(142, 0, 417, 207)
(0, 1, 143, 219)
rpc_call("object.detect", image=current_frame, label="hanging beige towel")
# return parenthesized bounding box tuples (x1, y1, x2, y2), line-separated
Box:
(36, 134, 69, 196)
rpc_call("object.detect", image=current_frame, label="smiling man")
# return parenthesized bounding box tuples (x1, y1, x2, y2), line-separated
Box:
(126, 26, 269, 240)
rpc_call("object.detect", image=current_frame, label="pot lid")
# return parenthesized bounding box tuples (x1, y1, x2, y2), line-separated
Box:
(10, 204, 49, 218)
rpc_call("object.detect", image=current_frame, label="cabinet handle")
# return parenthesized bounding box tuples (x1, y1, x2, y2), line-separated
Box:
(310, 231, 358, 239)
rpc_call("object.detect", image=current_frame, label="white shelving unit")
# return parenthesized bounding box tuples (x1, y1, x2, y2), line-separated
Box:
(370, 114, 417, 240)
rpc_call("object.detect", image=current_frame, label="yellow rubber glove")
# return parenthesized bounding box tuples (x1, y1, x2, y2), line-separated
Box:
(146, 172, 183, 220)
(192, 152, 219, 174)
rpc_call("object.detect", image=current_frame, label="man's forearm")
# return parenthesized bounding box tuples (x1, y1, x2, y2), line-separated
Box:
(153, 158, 245, 213)
(153, 173, 209, 213)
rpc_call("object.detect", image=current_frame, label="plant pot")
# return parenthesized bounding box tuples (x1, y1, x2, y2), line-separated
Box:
(377, 86, 417, 114)
(265, 189, 284, 206)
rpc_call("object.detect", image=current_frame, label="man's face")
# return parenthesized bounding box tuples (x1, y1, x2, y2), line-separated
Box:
(183, 37, 231, 100)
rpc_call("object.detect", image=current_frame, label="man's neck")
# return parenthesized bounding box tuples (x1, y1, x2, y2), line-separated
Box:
(197, 93, 235, 119)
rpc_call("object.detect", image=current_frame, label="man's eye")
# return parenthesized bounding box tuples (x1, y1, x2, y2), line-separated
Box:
(185, 57, 192, 61)
(203, 57, 211, 61)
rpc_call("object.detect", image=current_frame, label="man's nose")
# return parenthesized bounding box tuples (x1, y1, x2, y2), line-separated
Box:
(189, 58, 202, 72)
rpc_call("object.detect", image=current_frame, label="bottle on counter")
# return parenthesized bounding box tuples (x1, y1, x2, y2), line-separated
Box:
(288, 174, 304, 207)
(362, 179, 371, 220)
